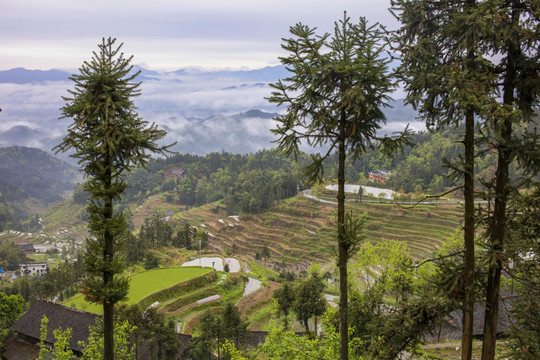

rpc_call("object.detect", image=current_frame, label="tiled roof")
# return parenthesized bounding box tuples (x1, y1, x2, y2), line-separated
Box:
(2, 335, 39, 360)
(447, 296, 517, 335)
(11, 301, 99, 353)
(424, 296, 518, 342)
(19, 244, 35, 251)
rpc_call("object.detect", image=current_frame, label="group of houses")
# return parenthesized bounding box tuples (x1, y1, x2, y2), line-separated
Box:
(0, 243, 50, 280)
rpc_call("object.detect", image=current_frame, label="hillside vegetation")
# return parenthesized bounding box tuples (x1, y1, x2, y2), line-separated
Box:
(105, 124, 503, 224)
(0, 146, 79, 232)
(0, 146, 78, 203)
(1, 138, 468, 268)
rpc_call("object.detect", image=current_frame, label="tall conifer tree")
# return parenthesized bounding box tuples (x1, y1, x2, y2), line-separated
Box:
(55, 37, 172, 360)
(390, 1, 494, 357)
(391, 2, 538, 359)
(476, 2, 539, 358)
(269, 14, 408, 360)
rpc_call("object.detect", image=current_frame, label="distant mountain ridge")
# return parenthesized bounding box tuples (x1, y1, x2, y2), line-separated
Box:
(0, 68, 70, 83)
(167, 65, 288, 82)
(0, 125, 46, 147)
(0, 65, 288, 84)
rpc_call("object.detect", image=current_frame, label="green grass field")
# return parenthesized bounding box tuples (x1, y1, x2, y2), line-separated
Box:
(66, 266, 212, 314)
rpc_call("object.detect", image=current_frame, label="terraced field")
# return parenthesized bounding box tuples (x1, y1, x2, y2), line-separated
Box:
(171, 274, 248, 334)
(62, 265, 257, 335)
(41, 199, 88, 242)
(130, 194, 185, 230)
(0, 198, 88, 253)
(174, 196, 463, 271)
(65, 267, 214, 314)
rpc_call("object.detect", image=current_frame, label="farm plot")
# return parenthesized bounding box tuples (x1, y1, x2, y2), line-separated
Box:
(182, 257, 241, 273)
(66, 267, 212, 314)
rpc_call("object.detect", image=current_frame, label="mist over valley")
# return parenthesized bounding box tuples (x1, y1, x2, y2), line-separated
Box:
(0, 66, 423, 158)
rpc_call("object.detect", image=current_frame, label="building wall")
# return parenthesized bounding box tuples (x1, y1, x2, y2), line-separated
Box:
(19, 263, 48, 276)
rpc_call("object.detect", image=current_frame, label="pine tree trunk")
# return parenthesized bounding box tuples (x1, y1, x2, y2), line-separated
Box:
(462, 1, 476, 354)
(104, 169, 115, 360)
(482, 129, 510, 360)
(104, 300, 114, 360)
(338, 136, 348, 360)
(462, 108, 475, 360)
(482, 4, 518, 358)
(481, 84, 513, 360)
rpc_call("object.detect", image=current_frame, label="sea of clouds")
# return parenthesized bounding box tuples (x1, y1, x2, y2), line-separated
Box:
(0, 66, 425, 157)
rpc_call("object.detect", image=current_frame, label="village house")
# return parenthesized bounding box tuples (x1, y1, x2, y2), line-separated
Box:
(19, 262, 48, 276)
(165, 167, 185, 179)
(368, 170, 389, 183)
(4, 301, 193, 360)
(423, 296, 518, 342)
(5, 301, 100, 359)
(19, 243, 35, 254)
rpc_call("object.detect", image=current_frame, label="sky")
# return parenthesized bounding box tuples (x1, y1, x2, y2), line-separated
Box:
(1, 0, 398, 71)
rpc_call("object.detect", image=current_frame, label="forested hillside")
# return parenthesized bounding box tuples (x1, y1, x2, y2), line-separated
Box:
(0, 146, 78, 231)
(117, 124, 499, 216)
(121, 150, 302, 215)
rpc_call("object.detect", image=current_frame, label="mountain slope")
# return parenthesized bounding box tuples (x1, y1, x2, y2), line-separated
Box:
(0, 146, 78, 203)
(0, 125, 47, 148)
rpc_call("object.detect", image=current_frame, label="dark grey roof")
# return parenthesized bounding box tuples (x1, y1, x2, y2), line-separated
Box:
(11, 300, 100, 353)
(424, 296, 518, 342)
(2, 335, 39, 360)
(10, 301, 193, 359)
(447, 296, 517, 336)
(19, 244, 35, 251)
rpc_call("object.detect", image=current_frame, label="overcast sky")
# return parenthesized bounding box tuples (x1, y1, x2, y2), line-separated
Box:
(2, 0, 398, 71)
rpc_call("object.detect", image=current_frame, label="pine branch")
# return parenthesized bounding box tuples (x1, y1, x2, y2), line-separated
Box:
(393, 186, 464, 209)
(412, 250, 465, 269)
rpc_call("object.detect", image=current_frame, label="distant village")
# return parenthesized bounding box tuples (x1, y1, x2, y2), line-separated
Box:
(0, 229, 81, 281)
